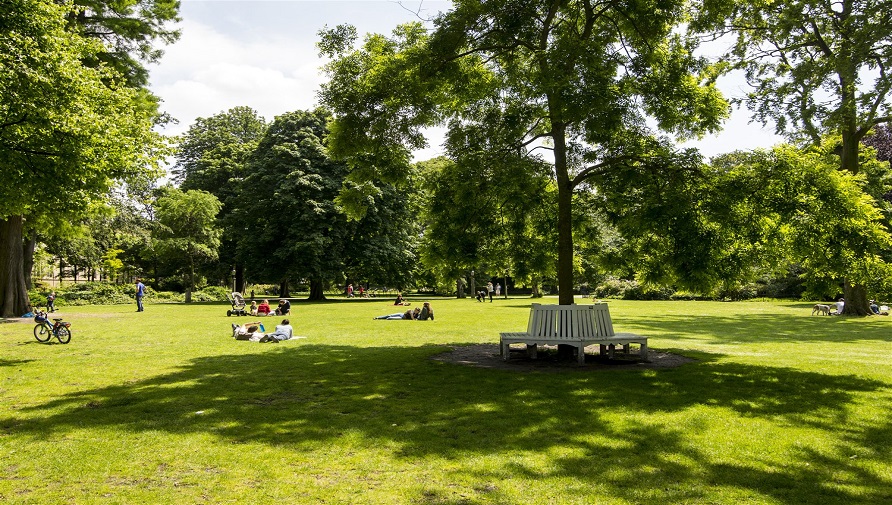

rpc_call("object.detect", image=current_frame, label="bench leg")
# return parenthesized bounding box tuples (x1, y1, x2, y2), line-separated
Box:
(622, 343, 630, 354)
(640, 341, 648, 361)
(577, 345, 586, 365)
(608, 344, 615, 358)
(599, 344, 607, 356)
(501, 341, 508, 361)
(526, 343, 537, 359)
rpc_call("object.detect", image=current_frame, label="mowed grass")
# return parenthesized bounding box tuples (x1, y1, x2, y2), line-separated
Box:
(1, 297, 890, 504)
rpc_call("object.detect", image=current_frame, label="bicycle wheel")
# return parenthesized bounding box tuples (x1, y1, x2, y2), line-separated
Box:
(56, 326, 71, 344)
(33, 323, 51, 343)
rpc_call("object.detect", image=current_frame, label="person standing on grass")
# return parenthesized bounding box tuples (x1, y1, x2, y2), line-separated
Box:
(487, 281, 494, 302)
(135, 278, 145, 312)
(47, 291, 56, 313)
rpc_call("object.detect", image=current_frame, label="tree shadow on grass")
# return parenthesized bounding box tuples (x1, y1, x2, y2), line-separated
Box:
(3, 345, 890, 504)
(0, 358, 33, 367)
(618, 311, 892, 344)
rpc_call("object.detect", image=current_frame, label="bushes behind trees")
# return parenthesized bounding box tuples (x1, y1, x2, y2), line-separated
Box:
(29, 282, 231, 308)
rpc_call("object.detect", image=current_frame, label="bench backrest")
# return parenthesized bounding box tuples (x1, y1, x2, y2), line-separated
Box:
(526, 303, 615, 340)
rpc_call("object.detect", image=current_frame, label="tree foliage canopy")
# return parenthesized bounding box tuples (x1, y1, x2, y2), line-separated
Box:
(319, 0, 729, 303)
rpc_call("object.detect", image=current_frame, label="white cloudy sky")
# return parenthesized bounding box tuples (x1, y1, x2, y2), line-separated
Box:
(148, 0, 783, 162)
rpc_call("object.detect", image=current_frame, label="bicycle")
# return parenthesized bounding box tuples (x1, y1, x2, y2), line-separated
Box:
(33, 309, 72, 344)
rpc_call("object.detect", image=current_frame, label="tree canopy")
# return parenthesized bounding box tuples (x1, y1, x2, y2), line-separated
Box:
(320, 0, 728, 304)
(0, 0, 169, 316)
(692, 0, 892, 312)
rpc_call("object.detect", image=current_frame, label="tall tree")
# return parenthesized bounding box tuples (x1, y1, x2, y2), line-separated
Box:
(153, 188, 222, 303)
(236, 109, 417, 300)
(0, 0, 166, 316)
(706, 144, 892, 300)
(173, 106, 268, 292)
(693, 0, 892, 314)
(320, 1, 727, 305)
(67, 0, 181, 88)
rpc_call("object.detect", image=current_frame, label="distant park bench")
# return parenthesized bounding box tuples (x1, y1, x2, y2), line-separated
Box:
(499, 303, 648, 364)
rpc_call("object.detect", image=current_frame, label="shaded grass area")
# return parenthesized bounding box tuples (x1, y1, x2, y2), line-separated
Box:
(1, 298, 890, 503)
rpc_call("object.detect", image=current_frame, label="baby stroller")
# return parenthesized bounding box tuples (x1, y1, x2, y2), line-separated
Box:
(227, 292, 248, 316)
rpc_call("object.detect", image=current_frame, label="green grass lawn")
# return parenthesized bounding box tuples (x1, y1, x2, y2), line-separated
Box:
(1, 297, 890, 504)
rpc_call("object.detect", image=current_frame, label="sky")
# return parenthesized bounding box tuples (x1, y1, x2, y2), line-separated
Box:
(148, 0, 784, 163)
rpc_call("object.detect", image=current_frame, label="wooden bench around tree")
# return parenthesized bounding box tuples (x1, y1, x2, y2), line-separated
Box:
(499, 303, 648, 364)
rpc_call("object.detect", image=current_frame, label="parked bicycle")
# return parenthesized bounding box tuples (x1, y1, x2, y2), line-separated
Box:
(33, 309, 71, 344)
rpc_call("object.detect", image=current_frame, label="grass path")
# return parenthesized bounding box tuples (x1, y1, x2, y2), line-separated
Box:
(1, 297, 890, 503)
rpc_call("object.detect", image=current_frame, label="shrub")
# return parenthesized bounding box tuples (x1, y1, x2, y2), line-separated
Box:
(191, 286, 230, 302)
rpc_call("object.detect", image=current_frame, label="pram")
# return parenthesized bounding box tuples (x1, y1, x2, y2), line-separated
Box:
(227, 292, 248, 316)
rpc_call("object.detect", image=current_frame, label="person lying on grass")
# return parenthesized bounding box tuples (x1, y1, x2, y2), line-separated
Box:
(232, 322, 264, 341)
(375, 305, 435, 320)
(258, 319, 293, 343)
(375, 308, 418, 320)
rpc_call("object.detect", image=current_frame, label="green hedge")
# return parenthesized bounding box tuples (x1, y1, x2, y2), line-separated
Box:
(29, 282, 231, 307)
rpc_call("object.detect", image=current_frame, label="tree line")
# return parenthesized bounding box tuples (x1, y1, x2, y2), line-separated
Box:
(3, 0, 892, 316)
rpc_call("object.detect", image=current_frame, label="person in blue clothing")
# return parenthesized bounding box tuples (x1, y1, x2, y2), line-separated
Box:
(135, 278, 146, 312)
(46, 291, 56, 313)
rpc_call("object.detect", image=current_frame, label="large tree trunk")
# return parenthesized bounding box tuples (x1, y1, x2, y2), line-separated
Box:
(23, 233, 36, 290)
(842, 280, 871, 316)
(552, 124, 575, 305)
(279, 278, 290, 298)
(457, 277, 465, 298)
(308, 279, 325, 301)
(839, 122, 871, 315)
(0, 216, 32, 317)
(235, 263, 245, 294)
(185, 262, 194, 303)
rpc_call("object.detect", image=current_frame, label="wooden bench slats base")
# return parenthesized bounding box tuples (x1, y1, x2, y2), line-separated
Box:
(499, 304, 648, 364)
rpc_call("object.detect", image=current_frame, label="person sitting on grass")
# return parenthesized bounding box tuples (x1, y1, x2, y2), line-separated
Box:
(393, 293, 410, 306)
(249, 300, 258, 316)
(259, 319, 293, 342)
(832, 297, 845, 315)
(276, 299, 291, 315)
(257, 299, 272, 316)
(418, 302, 434, 321)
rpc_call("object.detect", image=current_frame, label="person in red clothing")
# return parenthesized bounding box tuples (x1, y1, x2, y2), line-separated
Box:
(257, 299, 272, 316)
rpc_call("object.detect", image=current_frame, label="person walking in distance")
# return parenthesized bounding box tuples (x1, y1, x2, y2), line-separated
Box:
(135, 278, 146, 312)
(486, 281, 494, 302)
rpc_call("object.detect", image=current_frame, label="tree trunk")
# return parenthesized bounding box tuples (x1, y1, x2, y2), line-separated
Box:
(185, 262, 194, 303)
(469, 271, 476, 299)
(551, 123, 575, 305)
(456, 277, 465, 298)
(279, 278, 290, 298)
(308, 279, 325, 300)
(23, 234, 36, 290)
(0, 216, 33, 317)
(842, 280, 871, 316)
(839, 119, 871, 315)
(235, 263, 245, 293)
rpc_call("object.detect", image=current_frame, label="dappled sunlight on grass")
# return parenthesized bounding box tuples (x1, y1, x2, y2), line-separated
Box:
(0, 298, 890, 503)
